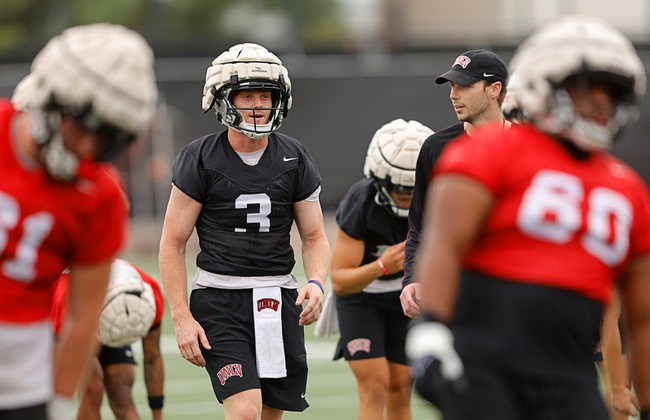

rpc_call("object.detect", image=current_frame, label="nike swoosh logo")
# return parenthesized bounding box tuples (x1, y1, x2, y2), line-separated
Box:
(483, 73, 494, 77)
(301, 393, 306, 398)
(283, 156, 298, 162)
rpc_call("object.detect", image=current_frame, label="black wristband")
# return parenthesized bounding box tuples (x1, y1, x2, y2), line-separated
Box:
(640, 410, 650, 420)
(148, 395, 164, 410)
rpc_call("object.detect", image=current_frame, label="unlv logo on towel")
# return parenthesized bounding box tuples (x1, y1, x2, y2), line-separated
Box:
(217, 363, 243, 385)
(347, 338, 371, 356)
(453, 55, 471, 68)
(257, 298, 280, 312)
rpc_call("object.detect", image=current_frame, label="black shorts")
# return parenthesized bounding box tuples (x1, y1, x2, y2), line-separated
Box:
(98, 345, 137, 368)
(432, 271, 608, 420)
(334, 291, 408, 365)
(190, 287, 308, 412)
(0, 403, 47, 420)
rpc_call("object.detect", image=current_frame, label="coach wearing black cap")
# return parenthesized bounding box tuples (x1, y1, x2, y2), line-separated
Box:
(400, 49, 510, 319)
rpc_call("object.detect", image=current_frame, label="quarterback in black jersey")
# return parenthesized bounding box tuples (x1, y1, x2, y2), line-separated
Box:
(328, 119, 431, 419)
(159, 43, 330, 418)
(400, 49, 511, 318)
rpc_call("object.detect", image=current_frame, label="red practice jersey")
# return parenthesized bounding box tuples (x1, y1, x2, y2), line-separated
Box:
(435, 123, 650, 304)
(0, 99, 128, 324)
(51, 259, 165, 335)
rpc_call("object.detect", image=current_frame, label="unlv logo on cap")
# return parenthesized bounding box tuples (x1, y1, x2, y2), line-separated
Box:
(453, 55, 471, 69)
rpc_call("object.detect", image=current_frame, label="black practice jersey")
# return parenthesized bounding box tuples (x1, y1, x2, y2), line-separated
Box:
(336, 179, 409, 281)
(403, 122, 465, 286)
(172, 130, 321, 277)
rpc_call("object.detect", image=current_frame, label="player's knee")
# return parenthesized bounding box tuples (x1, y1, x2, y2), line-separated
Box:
(229, 401, 262, 420)
(359, 376, 389, 402)
(387, 380, 412, 405)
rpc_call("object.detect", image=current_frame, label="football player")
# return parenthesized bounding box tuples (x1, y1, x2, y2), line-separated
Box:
(400, 49, 511, 319)
(406, 15, 650, 420)
(0, 24, 157, 420)
(159, 43, 330, 418)
(329, 118, 430, 419)
(51, 259, 165, 420)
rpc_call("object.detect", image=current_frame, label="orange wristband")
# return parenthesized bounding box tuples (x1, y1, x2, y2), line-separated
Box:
(377, 257, 390, 276)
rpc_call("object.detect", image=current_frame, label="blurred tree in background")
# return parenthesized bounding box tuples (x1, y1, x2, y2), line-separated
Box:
(0, 0, 346, 61)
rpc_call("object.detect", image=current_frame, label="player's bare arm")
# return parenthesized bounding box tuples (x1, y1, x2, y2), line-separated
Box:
(54, 262, 112, 398)
(601, 292, 639, 417)
(293, 198, 330, 326)
(331, 232, 405, 295)
(619, 254, 650, 411)
(142, 325, 165, 420)
(159, 186, 211, 366)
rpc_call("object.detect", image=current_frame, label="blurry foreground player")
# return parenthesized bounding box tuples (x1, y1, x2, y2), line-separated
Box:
(0, 24, 157, 420)
(406, 15, 650, 420)
(51, 259, 165, 420)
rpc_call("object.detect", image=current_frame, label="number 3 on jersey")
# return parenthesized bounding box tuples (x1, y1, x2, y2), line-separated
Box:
(517, 170, 632, 267)
(235, 193, 271, 233)
(0, 191, 54, 282)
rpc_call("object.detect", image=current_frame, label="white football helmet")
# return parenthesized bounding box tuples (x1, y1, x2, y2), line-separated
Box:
(15, 23, 158, 181)
(363, 118, 432, 217)
(202, 43, 292, 140)
(509, 15, 646, 151)
(98, 260, 156, 348)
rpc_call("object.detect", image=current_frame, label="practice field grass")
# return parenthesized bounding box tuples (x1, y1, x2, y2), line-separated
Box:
(121, 327, 440, 419)
(112, 248, 628, 419)
(109, 254, 441, 419)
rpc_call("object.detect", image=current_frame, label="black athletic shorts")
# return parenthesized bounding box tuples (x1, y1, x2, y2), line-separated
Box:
(98, 345, 137, 368)
(430, 271, 608, 420)
(190, 287, 309, 412)
(0, 403, 47, 420)
(334, 291, 408, 365)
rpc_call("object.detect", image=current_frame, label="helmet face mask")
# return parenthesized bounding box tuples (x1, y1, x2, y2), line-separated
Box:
(202, 44, 292, 140)
(363, 118, 432, 218)
(509, 15, 646, 151)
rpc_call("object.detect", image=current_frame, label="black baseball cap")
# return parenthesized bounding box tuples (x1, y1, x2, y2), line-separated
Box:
(435, 49, 508, 86)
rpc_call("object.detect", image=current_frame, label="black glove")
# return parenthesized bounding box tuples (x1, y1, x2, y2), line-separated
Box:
(405, 314, 467, 410)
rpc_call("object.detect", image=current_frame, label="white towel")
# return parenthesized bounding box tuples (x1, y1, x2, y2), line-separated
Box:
(314, 291, 339, 338)
(253, 286, 287, 378)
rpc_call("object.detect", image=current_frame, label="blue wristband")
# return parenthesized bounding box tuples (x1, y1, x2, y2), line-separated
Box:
(308, 279, 324, 293)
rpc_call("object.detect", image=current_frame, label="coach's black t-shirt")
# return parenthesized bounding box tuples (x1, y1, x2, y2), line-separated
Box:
(336, 179, 409, 281)
(172, 130, 321, 277)
(403, 122, 465, 286)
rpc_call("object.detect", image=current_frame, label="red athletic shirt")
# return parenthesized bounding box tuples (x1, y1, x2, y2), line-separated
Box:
(0, 99, 128, 323)
(50, 259, 165, 335)
(434, 123, 650, 304)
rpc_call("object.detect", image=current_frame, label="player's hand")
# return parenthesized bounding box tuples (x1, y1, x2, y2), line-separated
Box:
(174, 314, 211, 367)
(296, 282, 324, 326)
(400, 283, 421, 318)
(406, 314, 467, 410)
(610, 385, 639, 417)
(379, 241, 406, 274)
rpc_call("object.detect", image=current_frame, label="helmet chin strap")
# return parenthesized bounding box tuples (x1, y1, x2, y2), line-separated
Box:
(31, 110, 79, 182)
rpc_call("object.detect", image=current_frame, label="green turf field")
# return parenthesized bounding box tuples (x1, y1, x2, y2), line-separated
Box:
(111, 253, 633, 420)
(107, 254, 441, 419)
